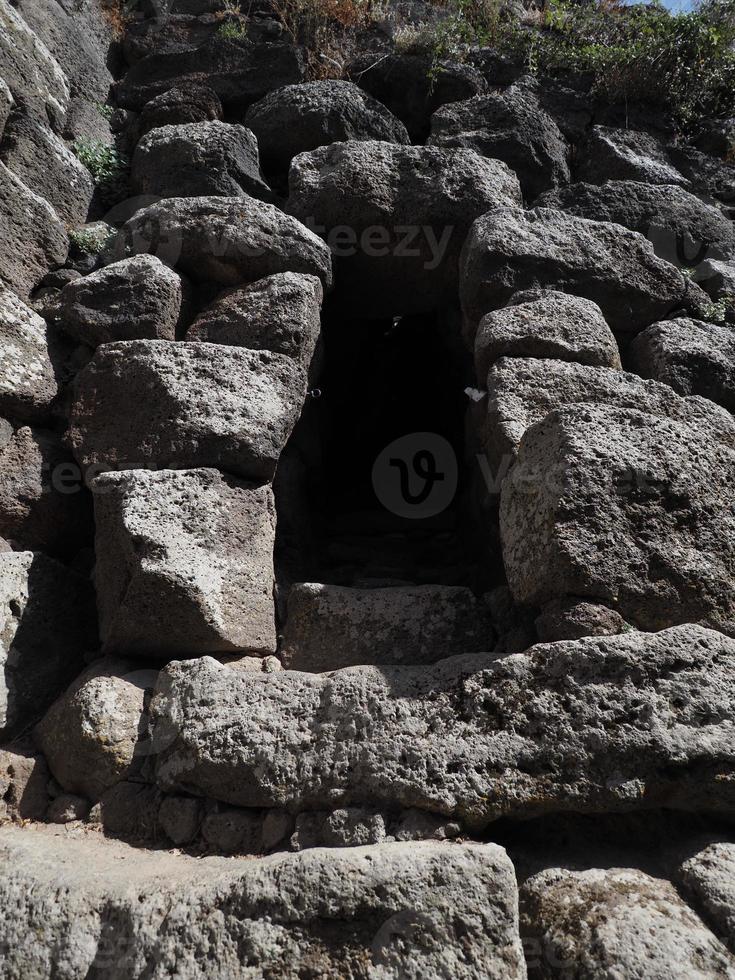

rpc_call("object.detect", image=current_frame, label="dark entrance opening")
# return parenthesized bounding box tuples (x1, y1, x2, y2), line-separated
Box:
(275, 300, 490, 600)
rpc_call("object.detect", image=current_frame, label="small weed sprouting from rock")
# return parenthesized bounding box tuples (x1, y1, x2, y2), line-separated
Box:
(94, 101, 114, 122)
(218, 19, 249, 38)
(69, 227, 115, 256)
(72, 139, 127, 186)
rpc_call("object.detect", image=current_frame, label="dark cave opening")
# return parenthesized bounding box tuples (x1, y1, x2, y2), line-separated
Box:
(275, 300, 491, 597)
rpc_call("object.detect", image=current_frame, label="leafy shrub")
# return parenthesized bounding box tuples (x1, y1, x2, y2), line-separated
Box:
(403, 0, 735, 133)
(72, 139, 127, 186)
(69, 226, 115, 255)
(218, 19, 248, 38)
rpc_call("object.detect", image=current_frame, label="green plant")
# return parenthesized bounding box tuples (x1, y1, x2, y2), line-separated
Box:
(69, 227, 114, 255)
(94, 101, 114, 121)
(703, 294, 735, 323)
(218, 19, 248, 38)
(72, 139, 127, 186)
(409, 0, 735, 133)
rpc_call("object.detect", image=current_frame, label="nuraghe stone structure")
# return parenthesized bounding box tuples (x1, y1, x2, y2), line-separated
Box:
(1, 0, 735, 975)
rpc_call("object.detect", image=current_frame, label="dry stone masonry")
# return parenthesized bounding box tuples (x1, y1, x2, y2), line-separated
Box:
(1, 0, 735, 974)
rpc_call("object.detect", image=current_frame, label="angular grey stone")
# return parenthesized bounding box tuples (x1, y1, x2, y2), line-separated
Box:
(280, 583, 492, 672)
(0, 828, 524, 979)
(0, 112, 94, 225)
(460, 207, 688, 335)
(577, 126, 688, 186)
(483, 357, 735, 473)
(68, 341, 306, 480)
(244, 79, 410, 173)
(535, 599, 628, 643)
(201, 808, 262, 855)
(0, 424, 91, 556)
(0, 163, 68, 298)
(116, 195, 332, 289)
(0, 0, 69, 122)
(537, 180, 735, 268)
(675, 841, 735, 951)
(630, 317, 735, 414)
(92, 469, 277, 657)
(520, 866, 735, 978)
(131, 120, 272, 200)
(474, 290, 620, 384)
(429, 80, 571, 199)
(35, 658, 155, 801)
(0, 284, 62, 422)
(99, 781, 163, 840)
(500, 405, 735, 633)
(291, 808, 386, 850)
(186, 271, 322, 365)
(700, 258, 735, 302)
(59, 255, 186, 347)
(149, 625, 735, 823)
(0, 739, 49, 821)
(288, 141, 521, 316)
(47, 794, 90, 823)
(135, 83, 223, 140)
(114, 37, 306, 110)
(0, 551, 95, 739)
(159, 795, 202, 845)
(12, 0, 115, 134)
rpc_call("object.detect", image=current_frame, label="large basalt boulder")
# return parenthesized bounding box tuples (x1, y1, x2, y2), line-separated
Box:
(186, 271, 322, 365)
(459, 207, 689, 336)
(115, 195, 333, 289)
(429, 81, 570, 200)
(667, 143, 735, 205)
(135, 83, 223, 140)
(58, 255, 187, 347)
(0, 284, 64, 423)
(500, 405, 735, 633)
(474, 290, 620, 384)
(288, 141, 521, 316)
(577, 126, 688, 186)
(0, 740, 49, 822)
(0, 828, 525, 980)
(536, 180, 735, 269)
(12, 0, 117, 137)
(0, 424, 90, 556)
(0, 163, 68, 299)
(0, 551, 95, 739)
(148, 625, 735, 823)
(34, 658, 154, 801)
(280, 583, 492, 671)
(674, 841, 735, 950)
(348, 52, 487, 141)
(0, 0, 69, 123)
(131, 120, 273, 201)
(93, 469, 277, 657)
(0, 112, 94, 226)
(520, 867, 735, 977)
(67, 340, 306, 480)
(484, 357, 735, 471)
(244, 80, 410, 174)
(114, 37, 306, 111)
(630, 317, 735, 414)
